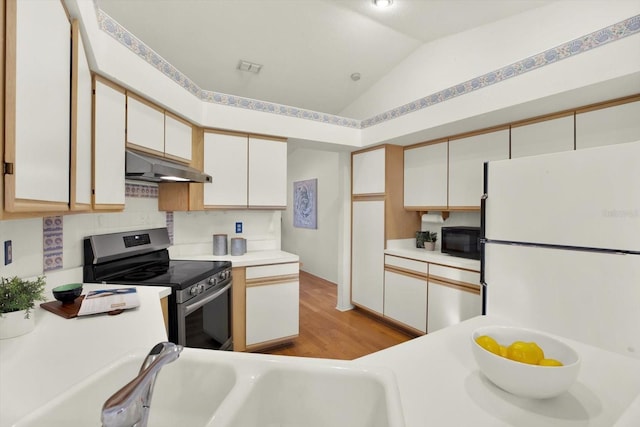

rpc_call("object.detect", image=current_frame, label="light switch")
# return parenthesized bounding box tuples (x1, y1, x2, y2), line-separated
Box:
(235, 222, 243, 233)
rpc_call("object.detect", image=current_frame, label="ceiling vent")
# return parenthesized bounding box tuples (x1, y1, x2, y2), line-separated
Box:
(237, 60, 263, 74)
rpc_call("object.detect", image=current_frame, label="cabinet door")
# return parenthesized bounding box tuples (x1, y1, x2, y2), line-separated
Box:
(71, 21, 92, 211)
(248, 137, 287, 208)
(164, 113, 192, 162)
(5, 0, 70, 212)
(427, 280, 481, 333)
(384, 270, 427, 333)
(403, 142, 447, 209)
(93, 79, 126, 209)
(511, 115, 574, 158)
(576, 101, 640, 149)
(126, 95, 165, 155)
(352, 148, 385, 195)
(203, 132, 248, 208)
(246, 281, 299, 346)
(351, 200, 385, 314)
(448, 130, 509, 208)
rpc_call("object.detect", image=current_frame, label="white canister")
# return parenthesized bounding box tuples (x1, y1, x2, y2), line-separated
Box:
(213, 234, 228, 255)
(230, 238, 246, 256)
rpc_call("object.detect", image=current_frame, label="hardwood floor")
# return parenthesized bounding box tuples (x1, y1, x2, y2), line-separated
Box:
(259, 271, 415, 360)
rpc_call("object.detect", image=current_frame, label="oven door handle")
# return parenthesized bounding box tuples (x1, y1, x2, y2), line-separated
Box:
(183, 281, 232, 317)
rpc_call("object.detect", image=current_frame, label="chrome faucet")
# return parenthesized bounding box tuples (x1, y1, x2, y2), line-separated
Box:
(101, 342, 183, 427)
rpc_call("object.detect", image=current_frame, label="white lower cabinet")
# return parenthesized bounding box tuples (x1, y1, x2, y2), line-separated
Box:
(384, 270, 427, 333)
(427, 280, 481, 334)
(351, 200, 385, 314)
(245, 263, 299, 348)
(427, 264, 482, 333)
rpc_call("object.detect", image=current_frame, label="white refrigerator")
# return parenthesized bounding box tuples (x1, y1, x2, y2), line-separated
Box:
(481, 140, 640, 360)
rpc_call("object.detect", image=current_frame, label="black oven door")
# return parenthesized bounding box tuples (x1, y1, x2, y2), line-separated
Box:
(177, 280, 233, 351)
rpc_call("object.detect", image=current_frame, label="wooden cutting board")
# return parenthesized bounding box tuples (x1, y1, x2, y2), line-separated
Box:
(40, 296, 85, 319)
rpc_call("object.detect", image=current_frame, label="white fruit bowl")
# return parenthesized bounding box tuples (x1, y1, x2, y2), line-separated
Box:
(471, 326, 581, 399)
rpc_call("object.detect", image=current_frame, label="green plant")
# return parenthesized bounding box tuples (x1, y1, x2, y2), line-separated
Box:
(425, 232, 438, 243)
(0, 276, 46, 318)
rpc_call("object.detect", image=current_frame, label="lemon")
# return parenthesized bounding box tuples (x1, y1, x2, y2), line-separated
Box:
(506, 341, 545, 365)
(475, 335, 501, 356)
(539, 358, 563, 367)
(499, 345, 508, 357)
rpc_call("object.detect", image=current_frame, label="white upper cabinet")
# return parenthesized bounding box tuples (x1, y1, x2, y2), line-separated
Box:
(352, 147, 385, 195)
(5, 0, 70, 212)
(404, 142, 447, 209)
(449, 130, 509, 208)
(576, 101, 640, 149)
(164, 113, 192, 162)
(93, 79, 126, 209)
(71, 21, 93, 210)
(511, 115, 574, 158)
(204, 132, 248, 208)
(248, 137, 287, 208)
(126, 95, 165, 155)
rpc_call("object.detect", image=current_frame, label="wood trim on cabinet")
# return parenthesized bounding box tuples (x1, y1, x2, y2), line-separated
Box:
(446, 206, 481, 212)
(574, 93, 640, 114)
(204, 204, 248, 210)
(245, 274, 299, 288)
(385, 144, 420, 242)
(93, 74, 126, 93)
(126, 90, 165, 113)
(245, 334, 298, 353)
(428, 275, 481, 294)
(446, 124, 510, 142)
(160, 296, 169, 335)
(1, 0, 7, 219)
(247, 205, 286, 210)
(352, 193, 385, 201)
(381, 314, 425, 337)
(3, 0, 16, 213)
(403, 137, 448, 151)
(232, 267, 247, 352)
(404, 205, 449, 211)
(510, 109, 575, 128)
(384, 265, 428, 281)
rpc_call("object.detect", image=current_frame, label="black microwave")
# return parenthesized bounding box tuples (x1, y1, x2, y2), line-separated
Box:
(441, 226, 481, 260)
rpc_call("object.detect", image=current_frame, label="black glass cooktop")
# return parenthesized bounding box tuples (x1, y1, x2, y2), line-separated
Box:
(92, 258, 231, 290)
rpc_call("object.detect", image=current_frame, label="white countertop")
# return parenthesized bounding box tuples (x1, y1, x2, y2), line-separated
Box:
(3, 286, 639, 426)
(0, 284, 170, 427)
(385, 247, 481, 270)
(358, 315, 640, 426)
(172, 250, 299, 268)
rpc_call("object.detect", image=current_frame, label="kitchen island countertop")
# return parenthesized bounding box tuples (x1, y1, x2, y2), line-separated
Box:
(358, 315, 640, 426)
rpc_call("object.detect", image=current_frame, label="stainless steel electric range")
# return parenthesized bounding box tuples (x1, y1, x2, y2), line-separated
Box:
(83, 228, 233, 351)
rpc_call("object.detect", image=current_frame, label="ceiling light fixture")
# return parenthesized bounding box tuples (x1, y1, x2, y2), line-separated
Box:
(372, 0, 393, 8)
(237, 60, 262, 74)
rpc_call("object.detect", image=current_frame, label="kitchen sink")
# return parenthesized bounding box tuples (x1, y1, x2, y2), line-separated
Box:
(15, 348, 403, 427)
(14, 350, 237, 427)
(225, 362, 403, 427)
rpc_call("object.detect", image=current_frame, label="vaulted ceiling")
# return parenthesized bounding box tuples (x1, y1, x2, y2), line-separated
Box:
(97, 0, 555, 117)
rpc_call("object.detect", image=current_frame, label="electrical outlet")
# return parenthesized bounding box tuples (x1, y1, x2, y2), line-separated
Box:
(235, 222, 243, 233)
(4, 240, 12, 265)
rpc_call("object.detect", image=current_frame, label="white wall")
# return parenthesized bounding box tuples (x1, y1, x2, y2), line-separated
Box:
(0, 187, 280, 281)
(282, 145, 345, 284)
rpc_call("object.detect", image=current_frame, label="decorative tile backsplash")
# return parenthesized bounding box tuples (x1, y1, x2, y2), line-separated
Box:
(43, 216, 64, 272)
(40, 184, 167, 272)
(95, 5, 639, 129)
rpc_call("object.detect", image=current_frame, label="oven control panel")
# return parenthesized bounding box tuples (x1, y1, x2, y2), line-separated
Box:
(177, 268, 232, 304)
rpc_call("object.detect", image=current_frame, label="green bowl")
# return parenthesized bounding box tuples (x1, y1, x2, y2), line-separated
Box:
(52, 283, 83, 304)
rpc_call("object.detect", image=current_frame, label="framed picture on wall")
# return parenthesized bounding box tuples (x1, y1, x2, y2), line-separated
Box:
(293, 178, 317, 229)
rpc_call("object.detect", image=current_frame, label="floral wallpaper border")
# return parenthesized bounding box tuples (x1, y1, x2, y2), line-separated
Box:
(95, 4, 639, 130)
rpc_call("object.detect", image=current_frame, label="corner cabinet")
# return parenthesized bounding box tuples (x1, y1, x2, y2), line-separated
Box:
(3, 0, 71, 213)
(351, 145, 420, 315)
(204, 131, 287, 210)
(93, 77, 126, 210)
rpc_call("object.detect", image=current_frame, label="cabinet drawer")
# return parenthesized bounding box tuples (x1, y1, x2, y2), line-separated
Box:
(246, 263, 299, 281)
(429, 264, 479, 286)
(384, 255, 427, 276)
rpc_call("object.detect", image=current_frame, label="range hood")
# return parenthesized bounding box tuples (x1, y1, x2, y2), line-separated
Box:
(125, 150, 212, 183)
